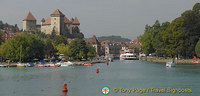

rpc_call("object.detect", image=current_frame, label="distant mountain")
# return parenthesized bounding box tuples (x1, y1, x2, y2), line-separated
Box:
(97, 35, 131, 42)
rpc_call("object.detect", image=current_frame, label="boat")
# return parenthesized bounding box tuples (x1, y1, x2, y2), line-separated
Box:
(37, 60, 48, 67)
(48, 62, 60, 67)
(50, 64, 59, 67)
(120, 53, 138, 60)
(17, 45, 26, 67)
(83, 63, 93, 66)
(17, 63, 26, 67)
(38, 64, 46, 67)
(166, 59, 175, 67)
(27, 62, 34, 67)
(0, 64, 8, 68)
(58, 61, 73, 67)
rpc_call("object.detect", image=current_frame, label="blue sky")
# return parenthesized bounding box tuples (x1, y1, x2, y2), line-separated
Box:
(0, 0, 199, 39)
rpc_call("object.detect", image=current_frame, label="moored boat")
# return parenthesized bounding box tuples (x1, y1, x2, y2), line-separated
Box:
(58, 61, 73, 67)
(38, 64, 46, 67)
(166, 59, 175, 67)
(17, 63, 26, 67)
(27, 62, 34, 67)
(120, 53, 138, 60)
(0, 64, 8, 68)
(48, 62, 60, 67)
(83, 63, 93, 66)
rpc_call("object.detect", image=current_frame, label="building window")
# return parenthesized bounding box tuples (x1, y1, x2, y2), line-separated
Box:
(54, 18, 56, 20)
(54, 22, 56, 24)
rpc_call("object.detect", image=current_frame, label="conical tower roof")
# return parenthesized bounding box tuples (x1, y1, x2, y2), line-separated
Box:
(51, 9, 65, 17)
(23, 12, 36, 21)
(72, 17, 80, 24)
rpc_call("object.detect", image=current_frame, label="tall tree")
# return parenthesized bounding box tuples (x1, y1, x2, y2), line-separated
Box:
(0, 33, 45, 61)
(69, 38, 88, 60)
(195, 40, 200, 57)
(44, 38, 57, 59)
(53, 35, 67, 46)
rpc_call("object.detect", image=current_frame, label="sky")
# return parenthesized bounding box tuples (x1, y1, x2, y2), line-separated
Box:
(0, 0, 199, 40)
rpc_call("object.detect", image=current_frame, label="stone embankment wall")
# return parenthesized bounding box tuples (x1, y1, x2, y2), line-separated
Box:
(141, 57, 196, 64)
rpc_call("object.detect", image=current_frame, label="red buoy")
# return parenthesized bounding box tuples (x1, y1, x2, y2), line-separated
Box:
(62, 83, 68, 92)
(106, 62, 109, 66)
(96, 68, 99, 73)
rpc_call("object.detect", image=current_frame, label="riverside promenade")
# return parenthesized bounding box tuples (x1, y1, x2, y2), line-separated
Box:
(142, 57, 197, 64)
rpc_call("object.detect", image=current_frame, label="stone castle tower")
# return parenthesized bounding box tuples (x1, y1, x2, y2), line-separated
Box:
(50, 9, 65, 35)
(23, 9, 80, 35)
(22, 12, 37, 32)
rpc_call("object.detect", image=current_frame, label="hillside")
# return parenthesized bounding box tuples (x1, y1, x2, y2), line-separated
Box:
(97, 35, 131, 42)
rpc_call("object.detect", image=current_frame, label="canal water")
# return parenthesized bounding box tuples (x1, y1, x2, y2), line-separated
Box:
(0, 60, 199, 96)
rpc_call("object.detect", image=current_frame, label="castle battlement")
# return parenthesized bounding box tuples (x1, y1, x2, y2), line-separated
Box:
(22, 9, 80, 35)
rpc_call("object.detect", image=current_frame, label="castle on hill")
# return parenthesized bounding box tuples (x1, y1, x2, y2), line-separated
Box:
(22, 9, 80, 35)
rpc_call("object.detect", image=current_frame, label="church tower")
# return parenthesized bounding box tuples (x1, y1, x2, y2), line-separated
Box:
(50, 9, 65, 35)
(22, 12, 36, 32)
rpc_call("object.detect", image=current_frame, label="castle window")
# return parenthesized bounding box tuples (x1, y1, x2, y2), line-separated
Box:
(54, 18, 56, 20)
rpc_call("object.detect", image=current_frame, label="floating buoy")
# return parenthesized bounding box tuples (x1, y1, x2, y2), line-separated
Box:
(96, 68, 99, 73)
(62, 83, 68, 92)
(106, 62, 109, 66)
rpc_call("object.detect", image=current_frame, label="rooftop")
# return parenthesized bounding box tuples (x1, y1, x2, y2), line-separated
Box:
(23, 12, 36, 21)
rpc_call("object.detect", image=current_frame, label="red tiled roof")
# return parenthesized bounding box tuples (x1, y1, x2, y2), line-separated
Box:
(51, 9, 65, 16)
(101, 40, 111, 44)
(131, 40, 139, 42)
(2, 32, 22, 39)
(84, 35, 99, 45)
(42, 18, 51, 25)
(72, 17, 80, 24)
(64, 17, 72, 24)
(23, 12, 36, 21)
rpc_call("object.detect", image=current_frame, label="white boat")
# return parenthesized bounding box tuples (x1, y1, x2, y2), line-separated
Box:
(166, 59, 175, 67)
(57, 61, 73, 67)
(120, 53, 138, 60)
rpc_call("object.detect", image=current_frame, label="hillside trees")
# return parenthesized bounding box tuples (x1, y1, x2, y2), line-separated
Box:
(139, 3, 200, 58)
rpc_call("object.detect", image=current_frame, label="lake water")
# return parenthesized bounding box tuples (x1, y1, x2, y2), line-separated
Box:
(0, 60, 199, 96)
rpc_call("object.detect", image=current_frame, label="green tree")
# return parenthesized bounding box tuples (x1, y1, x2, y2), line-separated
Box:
(87, 44, 97, 58)
(0, 33, 45, 61)
(193, 3, 200, 12)
(0, 30, 4, 44)
(69, 38, 88, 60)
(44, 38, 57, 59)
(51, 28, 56, 39)
(53, 35, 67, 46)
(152, 22, 169, 56)
(56, 43, 70, 56)
(162, 17, 185, 57)
(195, 39, 200, 57)
(181, 10, 200, 58)
(0, 39, 11, 59)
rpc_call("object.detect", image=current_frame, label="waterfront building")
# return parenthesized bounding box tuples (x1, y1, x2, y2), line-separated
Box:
(22, 9, 80, 35)
(104, 42, 122, 58)
(128, 40, 142, 54)
(84, 35, 101, 55)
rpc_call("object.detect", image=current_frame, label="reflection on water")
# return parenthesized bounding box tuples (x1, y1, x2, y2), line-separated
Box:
(0, 60, 199, 96)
